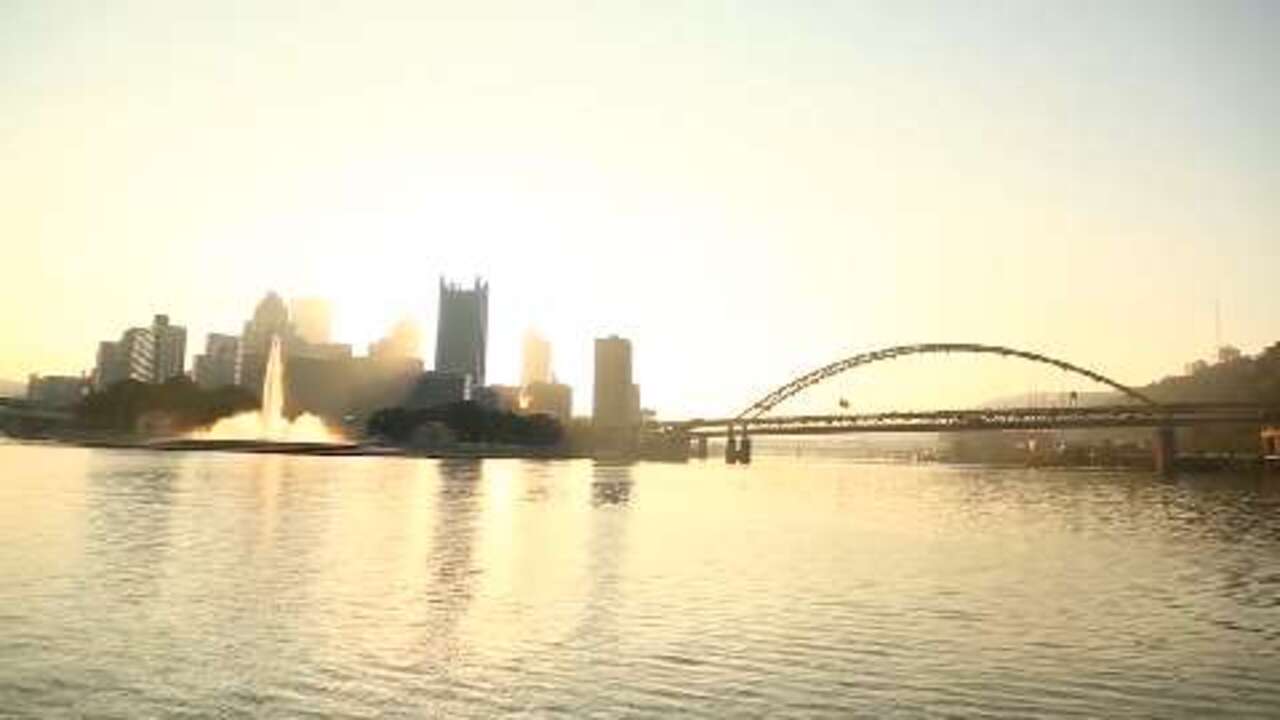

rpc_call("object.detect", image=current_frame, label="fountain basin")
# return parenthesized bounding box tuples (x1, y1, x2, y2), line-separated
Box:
(146, 438, 383, 456)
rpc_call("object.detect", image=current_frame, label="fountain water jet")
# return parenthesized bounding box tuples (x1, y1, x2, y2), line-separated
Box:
(261, 335, 286, 439)
(192, 335, 341, 443)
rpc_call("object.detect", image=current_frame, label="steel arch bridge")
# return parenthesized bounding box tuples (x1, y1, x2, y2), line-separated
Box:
(735, 342, 1159, 420)
(653, 342, 1279, 469)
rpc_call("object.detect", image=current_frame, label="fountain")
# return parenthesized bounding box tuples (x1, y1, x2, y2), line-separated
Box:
(191, 335, 341, 444)
(261, 335, 286, 440)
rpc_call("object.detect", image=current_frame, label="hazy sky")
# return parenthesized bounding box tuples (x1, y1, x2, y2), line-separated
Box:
(3, 1, 1277, 417)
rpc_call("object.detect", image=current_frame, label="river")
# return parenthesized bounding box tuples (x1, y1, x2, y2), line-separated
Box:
(2, 441, 1278, 717)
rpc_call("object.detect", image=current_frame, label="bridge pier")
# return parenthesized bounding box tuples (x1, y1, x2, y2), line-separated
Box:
(722, 425, 753, 464)
(693, 435, 708, 459)
(1153, 426, 1177, 476)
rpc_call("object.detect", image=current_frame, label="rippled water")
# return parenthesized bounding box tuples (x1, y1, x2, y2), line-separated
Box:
(2, 442, 1279, 717)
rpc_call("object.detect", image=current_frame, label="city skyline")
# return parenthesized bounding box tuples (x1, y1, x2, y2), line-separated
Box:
(3, 2, 1278, 418)
(64, 283, 609, 415)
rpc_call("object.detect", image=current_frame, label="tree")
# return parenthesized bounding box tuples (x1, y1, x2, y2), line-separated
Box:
(367, 401, 563, 446)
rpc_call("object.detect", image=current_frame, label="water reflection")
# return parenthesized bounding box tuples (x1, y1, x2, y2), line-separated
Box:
(84, 450, 183, 601)
(421, 459, 483, 669)
(573, 462, 632, 673)
(591, 461, 633, 506)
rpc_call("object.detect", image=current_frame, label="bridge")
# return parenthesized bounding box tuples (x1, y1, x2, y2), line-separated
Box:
(656, 343, 1280, 472)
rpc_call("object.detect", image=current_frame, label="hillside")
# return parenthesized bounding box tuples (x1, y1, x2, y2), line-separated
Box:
(0, 379, 25, 398)
(1143, 342, 1280, 405)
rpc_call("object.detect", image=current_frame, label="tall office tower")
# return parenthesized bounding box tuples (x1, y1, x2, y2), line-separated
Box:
(95, 331, 146, 390)
(593, 335, 639, 433)
(435, 278, 488, 386)
(193, 333, 240, 389)
(92, 317, 180, 390)
(521, 330, 552, 386)
(94, 341, 125, 391)
(370, 318, 422, 360)
(290, 297, 332, 345)
(118, 327, 155, 383)
(151, 314, 187, 382)
(238, 292, 292, 390)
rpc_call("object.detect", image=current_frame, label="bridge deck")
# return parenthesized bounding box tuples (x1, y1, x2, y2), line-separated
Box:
(663, 404, 1280, 436)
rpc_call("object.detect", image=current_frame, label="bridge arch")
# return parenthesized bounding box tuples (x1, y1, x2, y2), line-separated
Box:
(737, 343, 1159, 420)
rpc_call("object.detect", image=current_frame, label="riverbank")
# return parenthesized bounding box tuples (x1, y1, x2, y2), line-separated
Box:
(3, 433, 586, 460)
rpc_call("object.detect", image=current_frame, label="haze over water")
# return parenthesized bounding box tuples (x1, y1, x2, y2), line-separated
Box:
(3, 442, 1278, 717)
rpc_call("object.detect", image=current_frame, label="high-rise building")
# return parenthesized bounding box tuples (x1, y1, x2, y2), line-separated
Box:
(238, 292, 292, 391)
(94, 341, 125, 391)
(119, 327, 155, 383)
(93, 315, 189, 390)
(435, 278, 488, 386)
(92, 326, 155, 390)
(594, 335, 639, 435)
(371, 318, 422, 360)
(151, 314, 187, 382)
(521, 330, 552, 386)
(193, 333, 240, 389)
(290, 297, 332, 345)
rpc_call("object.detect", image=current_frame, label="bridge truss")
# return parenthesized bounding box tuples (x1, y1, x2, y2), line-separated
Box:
(736, 343, 1160, 420)
(671, 404, 1280, 437)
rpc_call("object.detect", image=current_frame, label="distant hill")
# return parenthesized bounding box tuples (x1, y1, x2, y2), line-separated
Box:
(0, 379, 25, 398)
(981, 343, 1280, 409)
(1143, 343, 1280, 405)
(976, 342, 1280, 453)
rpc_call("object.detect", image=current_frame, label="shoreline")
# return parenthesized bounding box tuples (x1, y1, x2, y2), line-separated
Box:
(4, 434, 588, 460)
(3, 434, 1273, 472)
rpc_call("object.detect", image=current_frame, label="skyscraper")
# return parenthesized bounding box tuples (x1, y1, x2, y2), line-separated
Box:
(238, 292, 292, 391)
(593, 335, 639, 435)
(94, 341, 124, 391)
(435, 278, 488, 386)
(290, 297, 332, 345)
(371, 318, 422, 360)
(151, 314, 187, 382)
(521, 330, 552, 386)
(94, 325, 155, 389)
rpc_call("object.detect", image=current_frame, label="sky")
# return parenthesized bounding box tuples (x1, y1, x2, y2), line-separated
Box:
(2, 0, 1277, 417)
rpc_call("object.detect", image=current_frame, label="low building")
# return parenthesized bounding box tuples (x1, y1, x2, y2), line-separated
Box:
(405, 371, 470, 410)
(286, 353, 422, 421)
(479, 385, 521, 412)
(293, 342, 353, 361)
(27, 374, 88, 408)
(522, 381, 572, 424)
